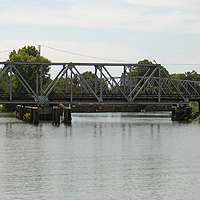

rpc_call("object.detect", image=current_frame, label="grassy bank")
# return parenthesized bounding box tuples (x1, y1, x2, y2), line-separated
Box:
(189, 102, 200, 122)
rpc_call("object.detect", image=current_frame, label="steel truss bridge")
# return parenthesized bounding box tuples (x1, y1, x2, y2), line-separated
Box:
(0, 62, 200, 106)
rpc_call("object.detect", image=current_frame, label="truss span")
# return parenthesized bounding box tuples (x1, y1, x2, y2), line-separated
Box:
(0, 62, 200, 105)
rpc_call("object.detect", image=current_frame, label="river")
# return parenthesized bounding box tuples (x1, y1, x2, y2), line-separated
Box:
(0, 112, 200, 200)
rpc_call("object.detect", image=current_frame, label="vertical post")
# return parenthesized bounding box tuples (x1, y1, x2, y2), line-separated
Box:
(70, 66, 73, 103)
(9, 65, 12, 101)
(64, 107, 72, 124)
(99, 65, 103, 102)
(52, 106, 60, 126)
(186, 106, 192, 120)
(18, 105, 24, 120)
(33, 107, 39, 124)
(129, 66, 132, 96)
(40, 65, 43, 95)
(158, 65, 161, 103)
(171, 106, 176, 121)
(95, 66, 98, 94)
(65, 67, 68, 94)
(123, 66, 126, 92)
(30, 107, 33, 123)
(6, 71, 9, 93)
(38, 45, 43, 95)
(36, 72, 39, 94)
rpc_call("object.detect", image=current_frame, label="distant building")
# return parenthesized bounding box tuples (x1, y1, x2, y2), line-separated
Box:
(120, 76, 137, 88)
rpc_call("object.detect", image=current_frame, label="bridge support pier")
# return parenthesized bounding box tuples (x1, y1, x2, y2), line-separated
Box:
(171, 104, 192, 121)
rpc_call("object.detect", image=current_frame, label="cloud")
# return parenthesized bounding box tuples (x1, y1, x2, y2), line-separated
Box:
(0, 0, 200, 33)
(115, 0, 200, 11)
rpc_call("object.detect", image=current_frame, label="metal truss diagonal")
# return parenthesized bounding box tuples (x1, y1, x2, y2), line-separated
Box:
(129, 68, 151, 97)
(132, 67, 158, 101)
(13, 65, 42, 104)
(73, 66, 100, 101)
(161, 68, 188, 102)
(101, 66, 129, 101)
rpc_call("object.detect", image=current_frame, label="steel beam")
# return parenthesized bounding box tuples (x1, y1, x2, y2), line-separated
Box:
(9, 65, 12, 101)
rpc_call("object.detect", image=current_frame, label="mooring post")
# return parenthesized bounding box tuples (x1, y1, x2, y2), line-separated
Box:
(171, 106, 176, 121)
(186, 106, 192, 120)
(29, 107, 33, 123)
(33, 107, 39, 124)
(19, 105, 24, 120)
(16, 105, 20, 119)
(64, 107, 72, 124)
(52, 106, 60, 126)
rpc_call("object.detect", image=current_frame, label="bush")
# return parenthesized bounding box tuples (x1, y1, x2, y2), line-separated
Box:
(189, 102, 199, 115)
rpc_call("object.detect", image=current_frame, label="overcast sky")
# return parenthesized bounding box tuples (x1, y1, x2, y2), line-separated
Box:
(0, 0, 200, 76)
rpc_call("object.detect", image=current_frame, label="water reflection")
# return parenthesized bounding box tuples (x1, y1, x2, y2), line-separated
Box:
(0, 113, 200, 199)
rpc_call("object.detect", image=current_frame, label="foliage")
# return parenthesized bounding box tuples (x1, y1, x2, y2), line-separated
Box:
(123, 59, 170, 78)
(46, 77, 69, 95)
(23, 113, 30, 121)
(7, 45, 51, 93)
(171, 70, 200, 81)
(189, 101, 199, 115)
(0, 105, 5, 112)
(0, 68, 8, 93)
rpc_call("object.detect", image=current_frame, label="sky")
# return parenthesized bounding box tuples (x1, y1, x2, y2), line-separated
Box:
(0, 0, 200, 77)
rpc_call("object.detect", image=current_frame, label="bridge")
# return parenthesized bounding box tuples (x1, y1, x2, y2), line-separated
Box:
(0, 62, 200, 106)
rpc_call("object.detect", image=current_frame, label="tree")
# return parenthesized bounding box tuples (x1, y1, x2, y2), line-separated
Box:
(7, 45, 50, 93)
(0, 68, 7, 93)
(171, 70, 200, 81)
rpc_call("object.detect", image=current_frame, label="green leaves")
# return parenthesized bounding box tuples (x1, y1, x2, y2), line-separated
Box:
(7, 45, 51, 94)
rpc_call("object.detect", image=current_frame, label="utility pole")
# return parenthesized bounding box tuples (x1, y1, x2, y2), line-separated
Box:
(38, 45, 43, 95)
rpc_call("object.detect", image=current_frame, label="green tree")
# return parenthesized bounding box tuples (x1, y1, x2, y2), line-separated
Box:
(7, 46, 50, 93)
(171, 70, 200, 81)
(0, 68, 7, 93)
(122, 59, 169, 77)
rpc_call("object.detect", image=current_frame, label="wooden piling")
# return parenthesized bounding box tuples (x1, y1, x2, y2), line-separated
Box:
(171, 106, 176, 121)
(19, 105, 24, 120)
(29, 107, 33, 123)
(64, 107, 72, 124)
(32, 107, 39, 124)
(52, 106, 60, 126)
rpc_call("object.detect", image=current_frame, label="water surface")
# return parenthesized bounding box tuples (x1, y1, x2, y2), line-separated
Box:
(0, 112, 200, 200)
